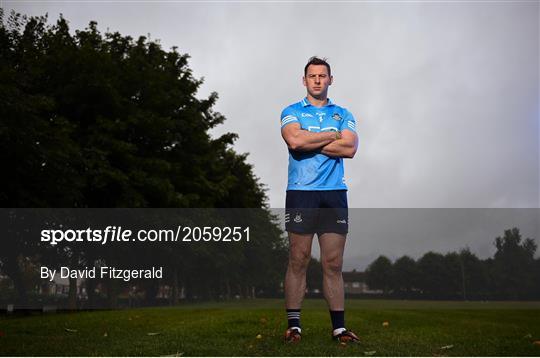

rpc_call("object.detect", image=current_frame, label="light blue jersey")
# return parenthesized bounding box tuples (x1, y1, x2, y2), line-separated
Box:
(280, 97, 357, 191)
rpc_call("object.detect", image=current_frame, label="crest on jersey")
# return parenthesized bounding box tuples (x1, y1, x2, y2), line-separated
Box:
(294, 213, 302, 223)
(332, 113, 342, 121)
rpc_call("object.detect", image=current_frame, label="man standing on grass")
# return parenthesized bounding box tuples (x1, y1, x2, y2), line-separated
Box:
(280, 56, 360, 344)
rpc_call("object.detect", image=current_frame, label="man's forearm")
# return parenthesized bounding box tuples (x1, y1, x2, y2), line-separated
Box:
(321, 139, 356, 158)
(288, 130, 338, 152)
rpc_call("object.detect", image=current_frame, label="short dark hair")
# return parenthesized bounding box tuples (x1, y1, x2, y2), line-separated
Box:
(304, 56, 331, 76)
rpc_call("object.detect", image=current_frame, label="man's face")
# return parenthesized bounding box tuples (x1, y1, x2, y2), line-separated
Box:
(303, 64, 333, 98)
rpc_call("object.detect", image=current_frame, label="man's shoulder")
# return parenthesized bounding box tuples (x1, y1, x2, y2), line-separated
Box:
(280, 100, 304, 118)
(330, 103, 355, 120)
(330, 102, 351, 113)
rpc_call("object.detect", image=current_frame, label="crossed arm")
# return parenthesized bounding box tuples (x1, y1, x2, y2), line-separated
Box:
(281, 123, 358, 158)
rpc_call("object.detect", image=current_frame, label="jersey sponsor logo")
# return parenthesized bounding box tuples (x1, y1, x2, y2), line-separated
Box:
(301, 113, 314, 117)
(332, 113, 342, 121)
(294, 213, 303, 223)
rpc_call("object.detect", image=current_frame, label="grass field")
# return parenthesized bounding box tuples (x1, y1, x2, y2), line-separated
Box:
(1, 299, 540, 356)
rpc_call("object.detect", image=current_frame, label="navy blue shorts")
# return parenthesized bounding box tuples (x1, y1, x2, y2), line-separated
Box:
(285, 190, 348, 235)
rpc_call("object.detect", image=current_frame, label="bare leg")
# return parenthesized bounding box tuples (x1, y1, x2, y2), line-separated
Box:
(285, 232, 314, 309)
(318, 233, 346, 310)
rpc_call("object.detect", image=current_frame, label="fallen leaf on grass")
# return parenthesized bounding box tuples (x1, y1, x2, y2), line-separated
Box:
(260, 317, 267, 324)
(533, 341, 540, 346)
(364, 351, 376, 356)
(524, 333, 532, 339)
(103, 332, 108, 337)
(256, 334, 262, 339)
(440, 344, 454, 350)
(64, 328, 78, 333)
(147, 332, 161, 336)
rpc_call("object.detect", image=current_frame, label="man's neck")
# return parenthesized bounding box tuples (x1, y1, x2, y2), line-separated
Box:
(306, 94, 328, 108)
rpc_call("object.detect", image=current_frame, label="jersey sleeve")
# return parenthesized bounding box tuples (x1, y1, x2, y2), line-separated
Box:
(280, 106, 299, 129)
(340, 109, 357, 133)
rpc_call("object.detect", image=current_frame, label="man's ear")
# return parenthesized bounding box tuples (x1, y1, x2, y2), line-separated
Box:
(302, 76, 306, 87)
(329, 75, 333, 85)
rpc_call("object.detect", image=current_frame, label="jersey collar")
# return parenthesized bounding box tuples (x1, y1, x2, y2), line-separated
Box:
(301, 97, 335, 107)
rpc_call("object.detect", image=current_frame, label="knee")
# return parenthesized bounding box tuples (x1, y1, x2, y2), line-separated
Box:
(322, 255, 343, 275)
(288, 252, 311, 274)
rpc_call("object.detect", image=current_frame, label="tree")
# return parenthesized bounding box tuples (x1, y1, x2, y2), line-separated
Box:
(491, 227, 537, 299)
(0, 10, 265, 208)
(457, 247, 489, 300)
(417, 251, 447, 299)
(392, 255, 419, 298)
(533, 258, 540, 299)
(442, 252, 466, 299)
(0, 10, 287, 307)
(365, 255, 393, 295)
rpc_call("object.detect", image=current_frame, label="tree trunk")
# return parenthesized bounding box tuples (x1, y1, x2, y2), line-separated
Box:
(86, 277, 97, 308)
(106, 279, 118, 309)
(145, 280, 159, 306)
(225, 279, 231, 300)
(171, 268, 179, 305)
(2, 256, 28, 306)
(68, 277, 77, 309)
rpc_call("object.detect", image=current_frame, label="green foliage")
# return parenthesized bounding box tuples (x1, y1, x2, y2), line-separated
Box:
(491, 227, 538, 299)
(0, 11, 286, 306)
(364, 228, 539, 300)
(392, 255, 418, 296)
(0, 10, 266, 208)
(365, 255, 393, 294)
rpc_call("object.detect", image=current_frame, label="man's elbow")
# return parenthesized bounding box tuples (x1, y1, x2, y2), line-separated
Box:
(344, 146, 357, 159)
(287, 138, 302, 151)
(286, 134, 310, 151)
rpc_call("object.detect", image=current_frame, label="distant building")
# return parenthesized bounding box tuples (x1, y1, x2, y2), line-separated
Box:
(38, 277, 87, 299)
(343, 270, 382, 295)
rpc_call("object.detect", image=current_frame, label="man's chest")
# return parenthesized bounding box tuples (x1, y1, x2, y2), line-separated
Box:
(297, 108, 342, 132)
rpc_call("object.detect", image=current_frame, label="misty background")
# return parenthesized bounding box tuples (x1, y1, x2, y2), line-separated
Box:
(4, 1, 539, 269)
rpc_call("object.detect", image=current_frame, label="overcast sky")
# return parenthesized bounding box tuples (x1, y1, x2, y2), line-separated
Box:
(4, 1, 539, 268)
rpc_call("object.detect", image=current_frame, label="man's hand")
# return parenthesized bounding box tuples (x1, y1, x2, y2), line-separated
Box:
(281, 123, 337, 152)
(320, 130, 358, 158)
